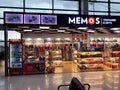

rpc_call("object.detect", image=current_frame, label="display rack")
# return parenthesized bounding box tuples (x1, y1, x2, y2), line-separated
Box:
(78, 51, 104, 71)
(104, 38, 120, 70)
(72, 50, 78, 63)
(9, 39, 23, 75)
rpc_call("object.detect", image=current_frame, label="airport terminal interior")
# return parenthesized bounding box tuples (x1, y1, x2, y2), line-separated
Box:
(0, 0, 120, 90)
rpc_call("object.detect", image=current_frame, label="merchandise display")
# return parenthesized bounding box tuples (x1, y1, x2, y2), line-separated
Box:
(103, 38, 120, 70)
(22, 38, 72, 73)
(9, 39, 23, 75)
(77, 51, 104, 71)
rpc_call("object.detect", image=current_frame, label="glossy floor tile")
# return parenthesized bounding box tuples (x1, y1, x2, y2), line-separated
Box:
(1, 61, 120, 90)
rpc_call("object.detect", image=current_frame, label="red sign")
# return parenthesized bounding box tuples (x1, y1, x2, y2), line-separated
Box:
(23, 62, 45, 74)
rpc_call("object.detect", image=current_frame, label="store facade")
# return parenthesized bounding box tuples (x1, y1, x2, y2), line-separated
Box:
(4, 12, 120, 76)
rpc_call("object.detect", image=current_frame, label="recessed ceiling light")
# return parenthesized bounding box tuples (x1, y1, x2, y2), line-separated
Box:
(87, 30, 95, 33)
(24, 29, 32, 32)
(114, 30, 120, 33)
(110, 28, 120, 30)
(26, 38, 32, 41)
(77, 27, 88, 30)
(39, 26, 50, 29)
(57, 29, 65, 32)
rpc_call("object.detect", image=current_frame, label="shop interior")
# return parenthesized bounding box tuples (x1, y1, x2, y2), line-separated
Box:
(8, 26, 120, 75)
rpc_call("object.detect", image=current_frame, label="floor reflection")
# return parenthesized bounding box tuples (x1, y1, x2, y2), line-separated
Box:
(1, 63, 120, 90)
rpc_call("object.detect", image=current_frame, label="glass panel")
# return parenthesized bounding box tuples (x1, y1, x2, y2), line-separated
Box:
(25, 0, 52, 9)
(93, 0, 108, 1)
(54, 11, 79, 14)
(111, 13, 120, 16)
(89, 2, 108, 11)
(0, 0, 23, 7)
(8, 31, 21, 40)
(0, 31, 4, 41)
(89, 12, 108, 15)
(94, 12, 108, 15)
(25, 9, 52, 14)
(110, 0, 120, 2)
(110, 4, 120, 12)
(0, 19, 3, 24)
(54, 0, 78, 10)
(0, 8, 23, 18)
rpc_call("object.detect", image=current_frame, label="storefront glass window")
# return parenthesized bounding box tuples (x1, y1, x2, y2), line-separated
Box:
(0, 8, 23, 18)
(110, 4, 120, 12)
(8, 31, 21, 40)
(89, 12, 108, 15)
(0, 31, 4, 59)
(89, 2, 108, 11)
(0, 0, 23, 7)
(0, 31, 4, 41)
(25, 9, 52, 13)
(111, 13, 120, 16)
(25, 0, 52, 9)
(54, 0, 78, 10)
(54, 11, 78, 14)
(110, 0, 120, 2)
(0, 19, 3, 24)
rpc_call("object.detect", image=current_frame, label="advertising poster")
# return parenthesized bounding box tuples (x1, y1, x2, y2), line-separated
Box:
(5, 14, 23, 24)
(24, 14, 40, 24)
(41, 15, 57, 25)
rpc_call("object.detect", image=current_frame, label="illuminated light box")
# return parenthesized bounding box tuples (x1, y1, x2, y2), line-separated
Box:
(41, 15, 57, 25)
(24, 14, 40, 24)
(5, 14, 23, 24)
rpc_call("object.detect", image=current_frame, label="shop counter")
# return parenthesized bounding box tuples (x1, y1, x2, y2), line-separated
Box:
(23, 61, 45, 74)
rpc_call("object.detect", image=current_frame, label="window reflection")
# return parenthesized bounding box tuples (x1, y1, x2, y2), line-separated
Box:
(0, 31, 4, 40)
(111, 4, 120, 12)
(8, 31, 21, 40)
(54, 0, 78, 10)
(25, 9, 52, 14)
(0, 0, 23, 7)
(89, 12, 108, 15)
(0, 19, 3, 24)
(54, 11, 78, 14)
(110, 0, 120, 2)
(89, 2, 108, 11)
(25, 0, 52, 9)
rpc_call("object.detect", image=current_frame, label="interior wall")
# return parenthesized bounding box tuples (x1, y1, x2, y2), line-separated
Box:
(22, 33, 72, 39)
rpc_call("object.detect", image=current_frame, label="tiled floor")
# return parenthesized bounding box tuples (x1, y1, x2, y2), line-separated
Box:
(1, 61, 120, 90)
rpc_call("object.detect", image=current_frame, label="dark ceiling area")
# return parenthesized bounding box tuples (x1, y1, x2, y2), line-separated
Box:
(7, 25, 120, 34)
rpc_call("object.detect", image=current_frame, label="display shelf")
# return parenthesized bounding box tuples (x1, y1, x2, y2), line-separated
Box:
(51, 50, 63, 67)
(72, 50, 78, 63)
(104, 50, 120, 69)
(78, 51, 104, 71)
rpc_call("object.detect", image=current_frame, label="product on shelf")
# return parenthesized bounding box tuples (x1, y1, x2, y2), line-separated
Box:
(9, 39, 23, 75)
(78, 51, 104, 71)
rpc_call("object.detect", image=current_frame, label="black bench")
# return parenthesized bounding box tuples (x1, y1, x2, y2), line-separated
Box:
(58, 77, 90, 90)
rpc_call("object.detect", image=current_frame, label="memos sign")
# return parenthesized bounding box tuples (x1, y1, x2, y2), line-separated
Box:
(68, 17, 100, 25)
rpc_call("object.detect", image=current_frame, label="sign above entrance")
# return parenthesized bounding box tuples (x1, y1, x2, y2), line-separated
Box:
(4, 12, 120, 27)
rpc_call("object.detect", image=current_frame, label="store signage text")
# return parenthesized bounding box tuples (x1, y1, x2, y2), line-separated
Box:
(68, 17, 100, 25)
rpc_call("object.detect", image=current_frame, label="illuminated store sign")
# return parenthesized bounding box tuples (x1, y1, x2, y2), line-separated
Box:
(67, 16, 118, 26)
(4, 12, 120, 27)
(68, 17, 100, 25)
